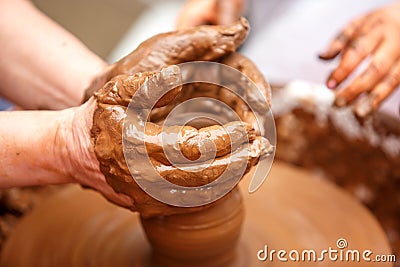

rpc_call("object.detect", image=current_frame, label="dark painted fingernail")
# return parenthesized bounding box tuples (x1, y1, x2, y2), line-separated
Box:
(327, 79, 337, 89)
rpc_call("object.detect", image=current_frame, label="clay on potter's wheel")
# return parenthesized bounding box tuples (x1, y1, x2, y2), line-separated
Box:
(0, 162, 393, 267)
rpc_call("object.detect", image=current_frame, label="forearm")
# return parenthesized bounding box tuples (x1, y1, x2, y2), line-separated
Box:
(0, 0, 106, 109)
(0, 109, 77, 187)
(0, 102, 133, 208)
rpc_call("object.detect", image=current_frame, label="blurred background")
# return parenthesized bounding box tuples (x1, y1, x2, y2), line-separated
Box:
(31, 0, 184, 60)
(32, 0, 146, 59)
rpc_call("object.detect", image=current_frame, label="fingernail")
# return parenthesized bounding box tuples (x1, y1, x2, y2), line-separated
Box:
(354, 96, 373, 118)
(318, 52, 330, 58)
(327, 79, 337, 89)
(335, 96, 347, 107)
(318, 50, 340, 60)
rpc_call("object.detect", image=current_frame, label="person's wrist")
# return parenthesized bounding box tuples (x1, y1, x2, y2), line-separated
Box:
(55, 100, 101, 184)
(49, 108, 76, 183)
(58, 100, 134, 209)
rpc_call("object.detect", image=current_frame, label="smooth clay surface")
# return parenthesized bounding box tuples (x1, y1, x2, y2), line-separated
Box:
(0, 162, 393, 267)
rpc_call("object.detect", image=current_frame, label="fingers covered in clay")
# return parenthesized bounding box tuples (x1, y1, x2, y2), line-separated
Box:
(220, 52, 271, 106)
(115, 17, 249, 74)
(91, 67, 264, 217)
(92, 101, 262, 218)
(149, 52, 270, 133)
(86, 20, 273, 217)
(153, 137, 269, 187)
(143, 121, 255, 163)
(84, 18, 250, 101)
(319, 2, 400, 118)
(220, 53, 271, 133)
(94, 66, 182, 109)
(352, 59, 400, 117)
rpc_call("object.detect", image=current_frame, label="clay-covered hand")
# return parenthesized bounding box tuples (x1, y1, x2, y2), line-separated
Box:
(69, 20, 271, 218)
(83, 18, 248, 101)
(87, 66, 269, 218)
(177, 0, 244, 30)
(319, 2, 400, 117)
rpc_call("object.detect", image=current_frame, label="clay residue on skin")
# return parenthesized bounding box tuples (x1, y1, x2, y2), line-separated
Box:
(91, 71, 267, 218)
(221, 52, 271, 107)
(94, 72, 182, 109)
(144, 121, 255, 162)
(149, 52, 271, 134)
(113, 17, 249, 74)
(153, 137, 267, 187)
(90, 19, 272, 218)
(84, 18, 249, 101)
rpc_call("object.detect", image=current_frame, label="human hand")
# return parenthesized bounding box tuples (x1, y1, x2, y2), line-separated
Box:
(72, 19, 271, 218)
(319, 2, 400, 117)
(88, 68, 268, 218)
(177, 0, 244, 30)
(83, 18, 249, 101)
(62, 99, 134, 209)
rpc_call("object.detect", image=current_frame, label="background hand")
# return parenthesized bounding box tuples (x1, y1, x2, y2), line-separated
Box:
(319, 2, 400, 117)
(177, 0, 244, 30)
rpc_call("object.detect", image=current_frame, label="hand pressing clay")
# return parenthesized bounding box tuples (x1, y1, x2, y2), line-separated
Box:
(73, 18, 272, 218)
(90, 67, 270, 218)
(83, 18, 249, 101)
(148, 52, 271, 135)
